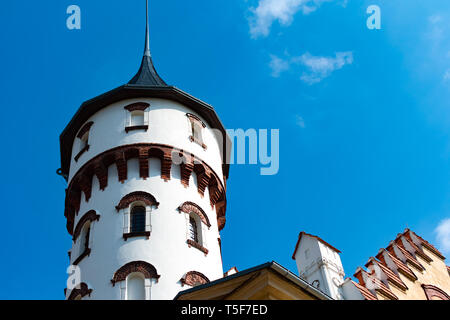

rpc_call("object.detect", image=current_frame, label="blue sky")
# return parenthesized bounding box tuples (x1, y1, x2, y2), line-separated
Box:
(0, 0, 449, 299)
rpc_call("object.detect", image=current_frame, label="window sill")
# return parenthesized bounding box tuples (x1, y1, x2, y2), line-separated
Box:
(123, 231, 150, 241)
(74, 145, 90, 162)
(189, 136, 207, 150)
(187, 239, 209, 255)
(125, 125, 149, 133)
(73, 248, 91, 265)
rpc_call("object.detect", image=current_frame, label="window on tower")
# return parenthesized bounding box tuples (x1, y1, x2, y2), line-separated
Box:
(178, 202, 209, 255)
(186, 113, 207, 149)
(189, 216, 199, 243)
(118, 192, 158, 241)
(131, 205, 146, 233)
(74, 121, 93, 162)
(127, 273, 146, 300)
(124, 102, 149, 133)
(73, 221, 91, 265)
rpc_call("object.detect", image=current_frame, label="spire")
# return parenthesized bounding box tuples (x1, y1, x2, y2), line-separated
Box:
(128, 0, 167, 86)
(144, 0, 150, 57)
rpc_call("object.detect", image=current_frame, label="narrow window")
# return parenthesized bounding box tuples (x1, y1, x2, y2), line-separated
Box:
(189, 216, 199, 243)
(74, 122, 93, 161)
(131, 110, 145, 126)
(127, 273, 146, 300)
(192, 122, 203, 142)
(124, 102, 149, 133)
(79, 223, 90, 256)
(130, 206, 146, 233)
(80, 132, 89, 151)
(187, 113, 206, 149)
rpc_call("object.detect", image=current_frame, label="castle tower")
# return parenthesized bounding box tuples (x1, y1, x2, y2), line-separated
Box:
(292, 232, 345, 300)
(60, 1, 230, 300)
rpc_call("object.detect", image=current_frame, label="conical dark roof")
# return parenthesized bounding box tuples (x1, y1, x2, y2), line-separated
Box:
(128, 0, 167, 86)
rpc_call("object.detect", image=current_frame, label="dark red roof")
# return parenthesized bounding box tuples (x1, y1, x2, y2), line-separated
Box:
(292, 231, 341, 260)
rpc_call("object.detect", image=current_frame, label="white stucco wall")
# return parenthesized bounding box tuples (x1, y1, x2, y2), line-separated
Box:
(68, 98, 225, 184)
(294, 235, 345, 300)
(65, 97, 225, 300)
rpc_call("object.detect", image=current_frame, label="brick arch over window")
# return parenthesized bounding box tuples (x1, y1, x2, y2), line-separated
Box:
(422, 284, 450, 300)
(124, 102, 150, 112)
(111, 261, 160, 286)
(73, 210, 100, 242)
(178, 202, 211, 228)
(115, 191, 160, 211)
(180, 271, 210, 287)
(76, 122, 94, 139)
(66, 282, 92, 300)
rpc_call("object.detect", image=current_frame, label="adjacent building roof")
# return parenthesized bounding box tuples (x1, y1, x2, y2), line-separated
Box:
(174, 261, 332, 300)
(292, 231, 341, 260)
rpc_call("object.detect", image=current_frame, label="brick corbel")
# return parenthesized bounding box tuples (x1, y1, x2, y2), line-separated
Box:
(161, 149, 172, 181)
(180, 156, 194, 187)
(115, 152, 127, 182)
(139, 147, 149, 179)
(94, 161, 108, 190)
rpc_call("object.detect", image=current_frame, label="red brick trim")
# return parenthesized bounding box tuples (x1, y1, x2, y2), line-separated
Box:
(187, 239, 209, 255)
(292, 231, 341, 260)
(178, 202, 211, 227)
(66, 283, 92, 300)
(124, 102, 150, 112)
(76, 122, 94, 139)
(115, 191, 159, 211)
(64, 143, 226, 235)
(74, 144, 90, 162)
(125, 125, 149, 133)
(111, 261, 160, 286)
(73, 210, 100, 242)
(73, 248, 91, 265)
(180, 271, 210, 287)
(186, 113, 206, 128)
(422, 284, 450, 300)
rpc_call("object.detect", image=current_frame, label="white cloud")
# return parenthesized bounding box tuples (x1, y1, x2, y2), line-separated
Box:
(435, 218, 450, 255)
(444, 69, 450, 81)
(297, 51, 353, 84)
(269, 54, 290, 77)
(295, 115, 306, 128)
(268, 51, 353, 84)
(249, 0, 331, 38)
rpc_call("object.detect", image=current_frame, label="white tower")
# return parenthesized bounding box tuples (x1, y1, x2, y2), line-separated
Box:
(60, 1, 230, 300)
(292, 232, 345, 300)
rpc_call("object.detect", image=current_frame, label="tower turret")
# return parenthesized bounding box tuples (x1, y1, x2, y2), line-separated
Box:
(61, 1, 230, 300)
(292, 232, 345, 300)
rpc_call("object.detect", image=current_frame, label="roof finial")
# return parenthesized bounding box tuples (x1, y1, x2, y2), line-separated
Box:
(128, 0, 167, 86)
(144, 0, 151, 57)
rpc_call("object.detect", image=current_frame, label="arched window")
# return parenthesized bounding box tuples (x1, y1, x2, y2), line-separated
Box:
(116, 192, 159, 240)
(422, 284, 450, 300)
(127, 273, 146, 300)
(178, 202, 209, 255)
(186, 113, 207, 149)
(73, 221, 91, 265)
(79, 222, 91, 255)
(131, 205, 146, 233)
(111, 261, 160, 300)
(124, 102, 149, 133)
(74, 122, 93, 161)
(180, 271, 210, 287)
(189, 216, 199, 243)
